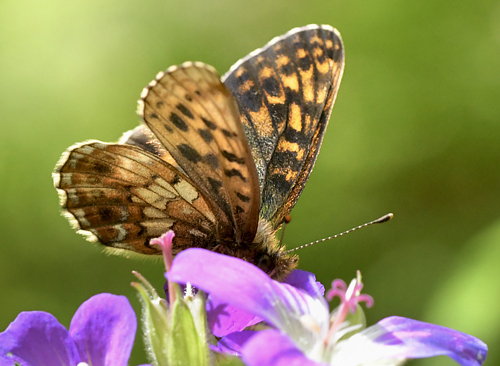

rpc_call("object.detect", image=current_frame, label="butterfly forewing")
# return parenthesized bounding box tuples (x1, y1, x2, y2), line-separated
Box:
(223, 25, 344, 228)
(54, 141, 217, 254)
(138, 62, 261, 244)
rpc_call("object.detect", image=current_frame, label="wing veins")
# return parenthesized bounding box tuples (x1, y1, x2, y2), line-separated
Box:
(90, 218, 213, 234)
(69, 191, 215, 227)
(244, 55, 281, 135)
(66, 147, 177, 185)
(147, 67, 259, 239)
(62, 146, 217, 224)
(142, 90, 239, 234)
(170, 68, 255, 227)
(144, 82, 245, 186)
(169, 68, 247, 155)
(145, 86, 222, 162)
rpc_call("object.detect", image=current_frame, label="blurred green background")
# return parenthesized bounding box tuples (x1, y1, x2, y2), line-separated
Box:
(1, 0, 499, 365)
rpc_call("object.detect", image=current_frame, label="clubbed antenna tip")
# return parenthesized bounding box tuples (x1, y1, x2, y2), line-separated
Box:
(374, 213, 393, 224)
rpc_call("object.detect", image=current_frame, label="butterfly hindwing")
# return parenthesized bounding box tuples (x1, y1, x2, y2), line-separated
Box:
(138, 63, 261, 244)
(53, 141, 218, 255)
(223, 24, 344, 228)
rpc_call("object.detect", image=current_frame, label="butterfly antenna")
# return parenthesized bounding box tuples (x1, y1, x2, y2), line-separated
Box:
(286, 213, 393, 253)
(279, 215, 292, 248)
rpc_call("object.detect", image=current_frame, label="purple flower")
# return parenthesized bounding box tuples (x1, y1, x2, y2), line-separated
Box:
(0, 293, 150, 366)
(154, 231, 324, 339)
(167, 248, 488, 366)
(205, 268, 324, 338)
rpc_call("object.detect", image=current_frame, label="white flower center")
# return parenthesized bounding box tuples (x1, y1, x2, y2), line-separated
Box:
(300, 314, 322, 334)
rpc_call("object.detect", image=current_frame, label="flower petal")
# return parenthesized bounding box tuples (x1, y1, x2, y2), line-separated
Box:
(206, 270, 323, 337)
(167, 249, 276, 321)
(0, 356, 12, 366)
(375, 317, 487, 366)
(214, 330, 257, 356)
(284, 270, 325, 297)
(241, 330, 325, 366)
(206, 296, 261, 337)
(0, 311, 79, 366)
(69, 293, 137, 366)
(332, 316, 487, 366)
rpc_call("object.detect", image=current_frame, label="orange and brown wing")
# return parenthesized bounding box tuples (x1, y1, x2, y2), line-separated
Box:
(53, 141, 217, 255)
(138, 63, 261, 245)
(223, 24, 344, 229)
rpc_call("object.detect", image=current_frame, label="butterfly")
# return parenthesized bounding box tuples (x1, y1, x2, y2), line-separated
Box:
(53, 24, 344, 280)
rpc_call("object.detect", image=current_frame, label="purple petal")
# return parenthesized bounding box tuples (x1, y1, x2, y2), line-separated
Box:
(69, 293, 137, 366)
(213, 330, 257, 355)
(373, 316, 488, 366)
(0, 356, 12, 366)
(164, 279, 260, 337)
(241, 330, 325, 366)
(167, 249, 280, 323)
(0, 311, 80, 366)
(206, 270, 323, 336)
(283, 270, 325, 297)
(167, 248, 328, 335)
(207, 296, 261, 337)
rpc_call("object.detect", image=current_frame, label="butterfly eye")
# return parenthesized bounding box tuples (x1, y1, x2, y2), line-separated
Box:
(257, 254, 272, 273)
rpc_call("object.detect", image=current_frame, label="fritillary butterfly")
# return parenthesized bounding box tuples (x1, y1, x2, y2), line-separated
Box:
(53, 24, 344, 279)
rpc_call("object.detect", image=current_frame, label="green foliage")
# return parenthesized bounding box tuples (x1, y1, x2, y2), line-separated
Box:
(133, 272, 210, 366)
(1, 0, 498, 365)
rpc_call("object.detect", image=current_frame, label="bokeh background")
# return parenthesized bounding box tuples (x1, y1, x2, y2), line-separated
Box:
(1, 0, 499, 364)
